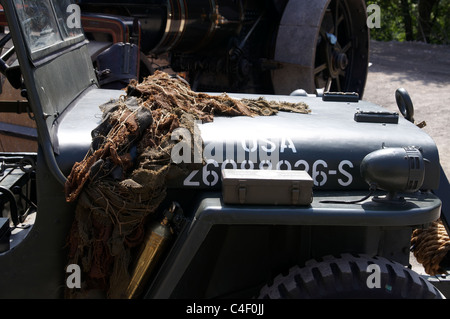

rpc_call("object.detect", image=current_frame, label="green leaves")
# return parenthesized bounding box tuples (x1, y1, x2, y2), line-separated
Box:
(365, 0, 449, 44)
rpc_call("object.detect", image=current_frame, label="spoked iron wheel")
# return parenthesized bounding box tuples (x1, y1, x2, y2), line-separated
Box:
(271, 0, 369, 98)
(315, 0, 354, 92)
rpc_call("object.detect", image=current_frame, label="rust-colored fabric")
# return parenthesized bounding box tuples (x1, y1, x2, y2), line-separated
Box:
(64, 71, 310, 298)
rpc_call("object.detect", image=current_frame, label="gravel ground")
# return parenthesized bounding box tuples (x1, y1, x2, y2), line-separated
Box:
(363, 39, 450, 176)
(363, 40, 450, 277)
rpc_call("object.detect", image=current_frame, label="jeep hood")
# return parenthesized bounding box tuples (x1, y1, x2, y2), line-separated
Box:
(55, 87, 440, 191)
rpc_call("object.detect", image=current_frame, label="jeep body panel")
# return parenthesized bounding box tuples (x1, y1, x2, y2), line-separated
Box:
(0, 0, 447, 299)
(54, 92, 440, 191)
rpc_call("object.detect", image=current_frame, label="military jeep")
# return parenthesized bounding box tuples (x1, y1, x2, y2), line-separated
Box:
(0, 0, 449, 299)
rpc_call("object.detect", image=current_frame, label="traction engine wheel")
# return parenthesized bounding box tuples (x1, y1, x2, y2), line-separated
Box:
(271, 0, 369, 97)
(258, 254, 445, 299)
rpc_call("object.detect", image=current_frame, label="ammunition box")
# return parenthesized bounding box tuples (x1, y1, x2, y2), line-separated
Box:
(222, 169, 313, 205)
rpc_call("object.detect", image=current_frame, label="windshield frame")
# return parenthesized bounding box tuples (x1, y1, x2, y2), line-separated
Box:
(13, 0, 85, 61)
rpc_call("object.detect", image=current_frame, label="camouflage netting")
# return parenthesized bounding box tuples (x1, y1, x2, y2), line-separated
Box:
(64, 71, 310, 298)
(411, 219, 450, 276)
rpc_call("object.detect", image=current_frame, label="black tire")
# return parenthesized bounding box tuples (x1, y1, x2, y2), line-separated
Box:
(258, 254, 445, 299)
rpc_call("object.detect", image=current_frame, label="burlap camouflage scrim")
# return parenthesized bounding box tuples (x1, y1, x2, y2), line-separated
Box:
(64, 71, 310, 298)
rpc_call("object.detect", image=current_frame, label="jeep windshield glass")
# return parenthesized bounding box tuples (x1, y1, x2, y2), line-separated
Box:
(51, 0, 83, 40)
(13, 0, 83, 60)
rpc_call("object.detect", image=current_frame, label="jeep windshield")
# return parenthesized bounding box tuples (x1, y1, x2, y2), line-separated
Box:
(13, 0, 83, 60)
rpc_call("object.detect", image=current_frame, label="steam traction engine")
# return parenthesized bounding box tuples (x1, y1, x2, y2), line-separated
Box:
(78, 0, 369, 96)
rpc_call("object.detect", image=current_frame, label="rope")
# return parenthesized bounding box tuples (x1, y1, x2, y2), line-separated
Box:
(411, 219, 450, 276)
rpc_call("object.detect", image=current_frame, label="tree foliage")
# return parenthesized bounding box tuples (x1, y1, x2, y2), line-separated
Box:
(365, 0, 450, 44)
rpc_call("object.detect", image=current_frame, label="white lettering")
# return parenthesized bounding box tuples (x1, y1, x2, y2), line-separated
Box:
(183, 170, 200, 186)
(221, 159, 237, 170)
(241, 138, 258, 153)
(338, 160, 354, 187)
(280, 137, 297, 153)
(366, 264, 381, 289)
(186, 303, 221, 317)
(193, 121, 203, 164)
(66, 264, 81, 289)
(259, 160, 272, 170)
(312, 160, 328, 186)
(203, 141, 223, 163)
(260, 137, 277, 153)
(171, 128, 192, 164)
(367, 4, 381, 29)
(276, 160, 292, 170)
(66, 4, 81, 29)
(202, 160, 219, 186)
(294, 159, 309, 173)
(240, 160, 254, 170)
(182, 157, 355, 189)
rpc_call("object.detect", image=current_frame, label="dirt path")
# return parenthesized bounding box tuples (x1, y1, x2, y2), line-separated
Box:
(363, 40, 450, 177)
(363, 40, 450, 276)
